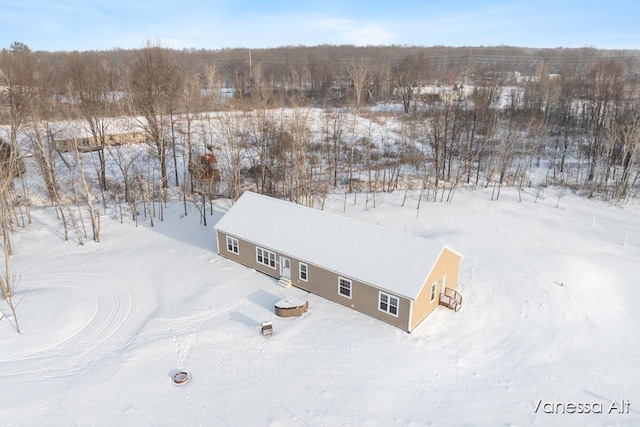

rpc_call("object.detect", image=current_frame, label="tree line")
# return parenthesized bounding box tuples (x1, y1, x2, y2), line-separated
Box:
(0, 40, 638, 218)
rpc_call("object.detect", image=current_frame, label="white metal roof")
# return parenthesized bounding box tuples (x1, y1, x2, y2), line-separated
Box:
(214, 191, 459, 300)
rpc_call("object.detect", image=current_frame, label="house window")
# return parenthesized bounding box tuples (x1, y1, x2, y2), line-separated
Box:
(338, 277, 352, 299)
(256, 247, 276, 269)
(430, 282, 437, 303)
(299, 262, 308, 282)
(379, 292, 399, 316)
(226, 236, 239, 254)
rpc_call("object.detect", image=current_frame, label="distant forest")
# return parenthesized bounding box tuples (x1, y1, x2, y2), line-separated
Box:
(3, 43, 640, 109)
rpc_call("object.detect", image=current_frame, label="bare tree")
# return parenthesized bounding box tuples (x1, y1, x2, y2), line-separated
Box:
(392, 55, 424, 113)
(322, 109, 348, 187)
(66, 51, 118, 196)
(203, 61, 223, 109)
(282, 108, 313, 202)
(0, 43, 30, 332)
(582, 60, 625, 189)
(0, 42, 33, 184)
(212, 112, 247, 201)
(127, 40, 183, 190)
(246, 109, 279, 195)
(466, 75, 502, 186)
(610, 95, 640, 200)
(68, 140, 100, 242)
(0, 138, 24, 333)
(344, 56, 372, 111)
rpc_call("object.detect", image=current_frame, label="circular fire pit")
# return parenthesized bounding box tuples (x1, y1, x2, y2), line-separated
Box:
(172, 371, 190, 385)
(275, 297, 309, 317)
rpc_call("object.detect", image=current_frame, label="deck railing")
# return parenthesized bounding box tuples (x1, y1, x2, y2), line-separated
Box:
(439, 287, 463, 312)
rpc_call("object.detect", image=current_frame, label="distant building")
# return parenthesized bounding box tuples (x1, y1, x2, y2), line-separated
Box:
(0, 136, 25, 178)
(49, 117, 150, 153)
(514, 71, 561, 84)
(55, 131, 149, 153)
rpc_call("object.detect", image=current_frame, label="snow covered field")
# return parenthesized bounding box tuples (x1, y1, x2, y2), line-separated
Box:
(1, 186, 639, 426)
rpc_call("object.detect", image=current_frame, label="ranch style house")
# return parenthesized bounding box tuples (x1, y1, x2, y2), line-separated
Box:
(214, 191, 463, 332)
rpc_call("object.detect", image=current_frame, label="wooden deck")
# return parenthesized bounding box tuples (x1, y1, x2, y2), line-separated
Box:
(439, 287, 462, 312)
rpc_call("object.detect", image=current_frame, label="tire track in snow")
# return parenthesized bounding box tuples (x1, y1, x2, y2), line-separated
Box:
(0, 268, 258, 386)
(125, 297, 253, 351)
(170, 298, 252, 370)
(0, 273, 140, 381)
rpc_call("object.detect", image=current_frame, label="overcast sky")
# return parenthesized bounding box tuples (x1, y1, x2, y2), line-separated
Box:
(1, 0, 638, 52)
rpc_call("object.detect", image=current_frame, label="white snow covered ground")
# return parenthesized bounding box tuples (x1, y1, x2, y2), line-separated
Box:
(1, 186, 639, 426)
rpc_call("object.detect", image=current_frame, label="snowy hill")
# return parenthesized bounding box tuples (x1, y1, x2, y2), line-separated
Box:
(1, 186, 639, 426)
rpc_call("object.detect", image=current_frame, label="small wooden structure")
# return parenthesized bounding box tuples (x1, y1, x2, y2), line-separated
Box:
(261, 321, 273, 337)
(190, 153, 220, 182)
(0, 138, 26, 178)
(275, 297, 309, 317)
(190, 153, 220, 195)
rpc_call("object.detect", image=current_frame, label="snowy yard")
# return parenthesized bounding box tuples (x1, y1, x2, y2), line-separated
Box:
(1, 186, 639, 426)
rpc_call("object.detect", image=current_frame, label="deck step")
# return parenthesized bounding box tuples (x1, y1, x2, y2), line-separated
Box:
(277, 277, 292, 288)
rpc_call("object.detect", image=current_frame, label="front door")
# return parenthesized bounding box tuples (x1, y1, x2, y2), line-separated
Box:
(281, 257, 291, 279)
(440, 275, 447, 295)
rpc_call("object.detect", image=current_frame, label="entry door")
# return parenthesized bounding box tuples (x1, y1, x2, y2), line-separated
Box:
(440, 275, 447, 295)
(280, 257, 291, 279)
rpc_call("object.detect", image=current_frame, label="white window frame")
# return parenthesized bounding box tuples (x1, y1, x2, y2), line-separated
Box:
(430, 282, 438, 303)
(299, 262, 308, 282)
(338, 277, 352, 299)
(378, 292, 399, 317)
(226, 236, 239, 254)
(256, 247, 276, 269)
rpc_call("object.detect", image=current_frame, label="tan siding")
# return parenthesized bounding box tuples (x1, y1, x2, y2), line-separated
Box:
(216, 231, 281, 278)
(409, 248, 461, 331)
(216, 230, 411, 331)
(291, 261, 411, 331)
